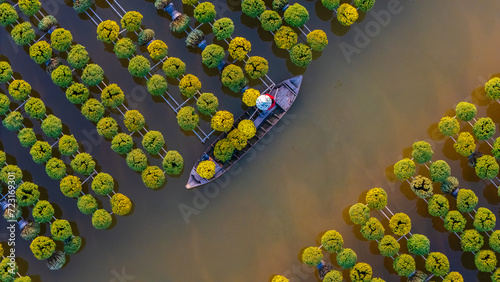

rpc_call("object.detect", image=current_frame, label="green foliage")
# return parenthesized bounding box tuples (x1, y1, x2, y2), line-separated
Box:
(475, 155, 499, 179)
(59, 135, 79, 156)
(349, 203, 370, 225)
(271, 275, 290, 282)
(121, 11, 143, 31)
(242, 88, 260, 107)
(222, 64, 248, 92)
(441, 176, 459, 194)
(2, 111, 23, 131)
(411, 141, 433, 164)
(18, 0, 40, 16)
(212, 17, 234, 40)
(211, 111, 234, 132)
(407, 234, 430, 256)
(456, 189, 478, 213)
(0, 165, 22, 184)
(238, 119, 256, 139)
(20, 222, 40, 241)
(96, 117, 119, 139)
(378, 235, 399, 257)
(96, 20, 119, 43)
(67, 44, 89, 69)
(245, 56, 268, 79)
(321, 230, 343, 253)
(365, 187, 387, 210)
(274, 26, 298, 50)
(389, 213, 411, 236)
(492, 137, 500, 159)
(91, 172, 114, 195)
(114, 37, 136, 59)
(45, 158, 66, 180)
(147, 40, 168, 60)
(51, 28, 73, 52)
(410, 175, 433, 199)
(101, 83, 124, 108)
(51, 65, 73, 87)
(179, 74, 201, 97)
(202, 44, 225, 68)
(350, 263, 372, 282)
(124, 110, 145, 132)
(214, 139, 235, 163)
(138, 29, 155, 46)
(111, 133, 133, 155)
(427, 194, 449, 217)
(162, 150, 183, 175)
(0, 257, 17, 280)
(182, 0, 197, 4)
(393, 254, 415, 277)
(8, 79, 31, 101)
(361, 217, 385, 240)
(491, 230, 500, 253)
(147, 74, 167, 96)
(354, 0, 375, 12)
(15, 181, 39, 206)
(0, 3, 18, 27)
(474, 207, 496, 232)
(60, 175, 82, 198)
(81, 98, 104, 122)
(228, 37, 251, 61)
(126, 149, 148, 172)
(38, 15, 57, 32)
(82, 64, 104, 86)
(64, 236, 82, 255)
(170, 14, 190, 33)
(444, 210, 466, 233)
(196, 160, 215, 179)
(29, 41, 52, 64)
(438, 116, 460, 137)
(66, 83, 89, 104)
(50, 219, 73, 241)
(455, 101, 476, 121)
(260, 10, 282, 32)
(32, 200, 54, 223)
(475, 250, 497, 272)
(77, 194, 98, 215)
(110, 193, 132, 215)
(128, 55, 151, 77)
(454, 132, 476, 157)
(18, 127, 36, 147)
(337, 4, 358, 26)
(460, 229, 483, 252)
(443, 272, 463, 282)
(30, 236, 55, 260)
(284, 3, 309, 27)
(194, 2, 216, 23)
(141, 166, 165, 189)
(24, 97, 46, 119)
(425, 252, 450, 277)
(177, 106, 199, 131)
(92, 209, 112, 229)
(485, 77, 500, 100)
(71, 152, 96, 175)
(272, 0, 288, 11)
(142, 130, 165, 155)
(0, 93, 9, 115)
(430, 160, 451, 182)
(4, 203, 21, 221)
(73, 0, 92, 14)
(241, 0, 265, 18)
(493, 269, 500, 282)
(197, 93, 219, 115)
(301, 246, 322, 266)
(30, 141, 52, 164)
(163, 57, 186, 78)
(11, 22, 35, 45)
(473, 117, 496, 141)
(227, 129, 247, 150)
(290, 44, 313, 68)
(337, 248, 356, 269)
(307, 29, 328, 51)
(321, 0, 340, 10)
(0, 150, 4, 167)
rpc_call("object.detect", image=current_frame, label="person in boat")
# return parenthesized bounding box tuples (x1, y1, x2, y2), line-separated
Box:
(256, 94, 275, 111)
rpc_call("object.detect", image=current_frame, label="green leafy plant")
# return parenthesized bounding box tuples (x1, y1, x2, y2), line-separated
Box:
(337, 4, 358, 26)
(245, 56, 268, 79)
(411, 141, 433, 164)
(301, 246, 322, 266)
(284, 3, 309, 27)
(142, 131, 165, 155)
(138, 29, 155, 46)
(460, 229, 483, 252)
(211, 111, 234, 132)
(321, 0, 340, 10)
(92, 209, 112, 229)
(59, 135, 79, 156)
(82, 64, 104, 86)
(30, 236, 55, 260)
(242, 88, 260, 107)
(222, 64, 248, 92)
(11, 22, 35, 46)
(128, 55, 151, 77)
(0, 165, 22, 185)
(111, 133, 133, 155)
(473, 117, 496, 141)
(197, 92, 218, 115)
(438, 116, 459, 137)
(475, 250, 497, 272)
(60, 175, 82, 198)
(214, 139, 235, 163)
(228, 37, 251, 61)
(194, 2, 216, 23)
(101, 83, 124, 108)
(29, 41, 52, 64)
(455, 101, 476, 121)
(18, 128, 36, 147)
(430, 160, 451, 182)
(456, 189, 478, 213)
(162, 150, 184, 175)
(91, 172, 114, 195)
(64, 236, 82, 255)
(96, 117, 119, 139)
(177, 106, 199, 131)
(354, 0, 375, 12)
(71, 152, 96, 175)
(427, 194, 449, 217)
(66, 83, 89, 104)
(18, 0, 40, 16)
(202, 44, 225, 68)
(212, 17, 234, 40)
(361, 217, 385, 240)
(425, 252, 449, 277)
(124, 110, 145, 132)
(454, 132, 476, 157)
(350, 263, 372, 282)
(490, 230, 500, 253)
(393, 254, 415, 277)
(141, 166, 165, 189)
(32, 200, 54, 223)
(307, 29, 328, 51)
(121, 11, 143, 31)
(50, 219, 73, 241)
(67, 44, 90, 69)
(260, 10, 282, 31)
(0, 93, 9, 115)
(389, 213, 411, 236)
(365, 187, 387, 210)
(110, 193, 132, 215)
(0, 3, 18, 27)
(378, 235, 399, 257)
(114, 37, 136, 59)
(227, 129, 247, 150)
(410, 175, 433, 199)
(126, 149, 148, 172)
(38, 15, 57, 32)
(485, 77, 500, 100)
(475, 155, 499, 179)
(349, 203, 370, 225)
(147, 40, 168, 60)
(179, 74, 201, 97)
(196, 160, 215, 179)
(321, 230, 343, 253)
(24, 97, 46, 119)
(73, 0, 92, 14)
(51, 65, 73, 87)
(96, 20, 119, 43)
(290, 43, 312, 68)
(444, 210, 466, 233)
(337, 248, 356, 269)
(407, 234, 430, 256)
(50, 28, 73, 52)
(274, 26, 297, 49)
(238, 119, 256, 139)
(30, 141, 52, 164)
(163, 57, 186, 78)
(241, 0, 265, 18)
(474, 207, 496, 232)
(45, 158, 66, 180)
(15, 181, 40, 206)
(77, 194, 98, 215)
(2, 111, 24, 131)
(147, 74, 167, 96)
(8, 79, 31, 101)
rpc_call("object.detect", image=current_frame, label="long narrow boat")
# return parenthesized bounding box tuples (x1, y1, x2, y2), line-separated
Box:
(185, 75, 303, 189)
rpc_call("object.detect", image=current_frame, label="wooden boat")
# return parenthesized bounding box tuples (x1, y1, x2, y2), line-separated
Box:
(185, 75, 303, 189)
